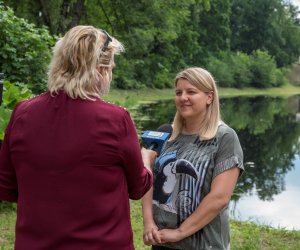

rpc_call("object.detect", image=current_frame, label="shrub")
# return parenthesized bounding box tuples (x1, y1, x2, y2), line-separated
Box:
(0, 4, 54, 94)
(0, 81, 33, 140)
(230, 52, 252, 88)
(249, 50, 277, 88)
(273, 68, 289, 87)
(206, 56, 234, 87)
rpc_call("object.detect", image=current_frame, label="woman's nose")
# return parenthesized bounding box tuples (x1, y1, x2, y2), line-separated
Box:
(180, 92, 189, 101)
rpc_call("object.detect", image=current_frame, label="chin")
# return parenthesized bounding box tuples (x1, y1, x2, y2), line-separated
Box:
(179, 111, 192, 118)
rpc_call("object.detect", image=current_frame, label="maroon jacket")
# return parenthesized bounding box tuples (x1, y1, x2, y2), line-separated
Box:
(0, 91, 152, 250)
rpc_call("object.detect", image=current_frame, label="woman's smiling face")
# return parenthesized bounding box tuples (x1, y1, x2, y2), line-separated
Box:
(175, 78, 213, 122)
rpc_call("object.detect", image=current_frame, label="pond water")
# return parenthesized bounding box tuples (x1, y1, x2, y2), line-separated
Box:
(133, 95, 300, 230)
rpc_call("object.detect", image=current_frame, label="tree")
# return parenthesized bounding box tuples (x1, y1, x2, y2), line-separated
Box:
(230, 0, 300, 67)
(2, 0, 85, 34)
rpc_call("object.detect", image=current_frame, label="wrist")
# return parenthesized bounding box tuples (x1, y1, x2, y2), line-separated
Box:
(143, 217, 156, 226)
(177, 226, 188, 240)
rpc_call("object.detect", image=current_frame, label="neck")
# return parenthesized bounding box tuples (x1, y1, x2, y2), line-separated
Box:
(182, 118, 204, 135)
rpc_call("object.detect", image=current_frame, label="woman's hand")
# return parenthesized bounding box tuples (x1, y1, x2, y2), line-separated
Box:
(143, 222, 161, 245)
(157, 228, 183, 243)
(141, 147, 157, 171)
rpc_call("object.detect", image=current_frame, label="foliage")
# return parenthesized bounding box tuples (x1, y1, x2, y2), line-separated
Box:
(228, 52, 253, 88)
(1, 0, 300, 91)
(207, 56, 235, 87)
(1, 0, 85, 35)
(206, 51, 287, 88)
(197, 0, 231, 53)
(249, 50, 278, 88)
(230, 0, 300, 67)
(0, 4, 54, 93)
(0, 81, 34, 140)
(83, 0, 203, 89)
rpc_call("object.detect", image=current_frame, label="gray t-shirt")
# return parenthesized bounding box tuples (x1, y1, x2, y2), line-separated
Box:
(152, 123, 244, 250)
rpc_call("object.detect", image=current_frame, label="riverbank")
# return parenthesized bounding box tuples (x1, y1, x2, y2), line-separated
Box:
(130, 200, 300, 250)
(105, 83, 300, 108)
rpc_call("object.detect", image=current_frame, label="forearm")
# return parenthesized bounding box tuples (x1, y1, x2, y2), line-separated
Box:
(178, 192, 228, 239)
(142, 187, 155, 225)
(142, 187, 161, 245)
(177, 167, 240, 239)
(157, 167, 240, 244)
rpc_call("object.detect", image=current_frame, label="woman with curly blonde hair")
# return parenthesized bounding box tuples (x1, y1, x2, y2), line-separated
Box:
(0, 25, 154, 250)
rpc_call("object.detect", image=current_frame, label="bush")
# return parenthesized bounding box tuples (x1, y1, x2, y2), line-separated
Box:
(206, 56, 234, 87)
(273, 68, 289, 87)
(0, 4, 54, 94)
(249, 50, 277, 88)
(230, 52, 252, 88)
(0, 81, 33, 140)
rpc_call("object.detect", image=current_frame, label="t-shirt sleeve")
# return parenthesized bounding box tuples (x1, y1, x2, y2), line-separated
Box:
(118, 109, 153, 200)
(213, 126, 244, 178)
(0, 104, 19, 202)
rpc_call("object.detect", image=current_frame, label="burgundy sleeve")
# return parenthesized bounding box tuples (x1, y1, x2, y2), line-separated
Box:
(118, 110, 153, 200)
(0, 105, 19, 202)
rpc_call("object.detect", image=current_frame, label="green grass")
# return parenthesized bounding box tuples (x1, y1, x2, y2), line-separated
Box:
(230, 220, 300, 250)
(219, 84, 300, 98)
(130, 200, 300, 250)
(1, 201, 300, 250)
(0, 204, 16, 250)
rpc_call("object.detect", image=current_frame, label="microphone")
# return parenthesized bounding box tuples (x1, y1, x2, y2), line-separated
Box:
(141, 124, 173, 154)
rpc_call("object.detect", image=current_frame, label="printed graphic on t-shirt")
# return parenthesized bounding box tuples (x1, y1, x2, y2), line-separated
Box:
(152, 136, 216, 249)
(153, 136, 214, 220)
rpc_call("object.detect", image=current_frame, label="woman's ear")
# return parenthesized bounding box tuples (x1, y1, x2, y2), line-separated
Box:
(206, 91, 214, 105)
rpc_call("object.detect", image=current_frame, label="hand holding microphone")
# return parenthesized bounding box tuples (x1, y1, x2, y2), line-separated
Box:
(141, 124, 173, 171)
(141, 124, 173, 154)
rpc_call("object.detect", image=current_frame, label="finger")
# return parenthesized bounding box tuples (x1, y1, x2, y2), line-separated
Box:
(147, 232, 154, 242)
(143, 234, 152, 245)
(152, 228, 161, 244)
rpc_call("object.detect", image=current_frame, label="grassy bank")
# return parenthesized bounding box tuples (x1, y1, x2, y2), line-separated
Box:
(1, 201, 300, 250)
(130, 200, 300, 250)
(1, 85, 300, 250)
(105, 84, 300, 108)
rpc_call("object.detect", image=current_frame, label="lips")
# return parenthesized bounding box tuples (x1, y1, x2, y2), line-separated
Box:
(181, 104, 192, 109)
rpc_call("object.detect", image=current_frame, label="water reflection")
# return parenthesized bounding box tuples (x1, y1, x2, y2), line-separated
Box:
(133, 95, 300, 229)
(230, 154, 300, 230)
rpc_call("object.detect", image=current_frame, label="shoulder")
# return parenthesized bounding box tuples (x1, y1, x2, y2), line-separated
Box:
(216, 122, 237, 139)
(13, 92, 48, 115)
(215, 122, 242, 149)
(98, 100, 129, 117)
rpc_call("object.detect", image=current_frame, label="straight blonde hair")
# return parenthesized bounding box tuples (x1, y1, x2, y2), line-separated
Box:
(48, 25, 124, 100)
(170, 67, 221, 141)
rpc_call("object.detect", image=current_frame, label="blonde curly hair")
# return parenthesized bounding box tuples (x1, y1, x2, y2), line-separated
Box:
(48, 25, 124, 100)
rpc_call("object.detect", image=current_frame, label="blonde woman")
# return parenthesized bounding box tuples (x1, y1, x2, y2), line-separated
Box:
(0, 25, 154, 249)
(142, 67, 244, 250)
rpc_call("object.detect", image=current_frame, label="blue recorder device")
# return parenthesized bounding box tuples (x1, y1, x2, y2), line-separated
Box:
(141, 124, 173, 154)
